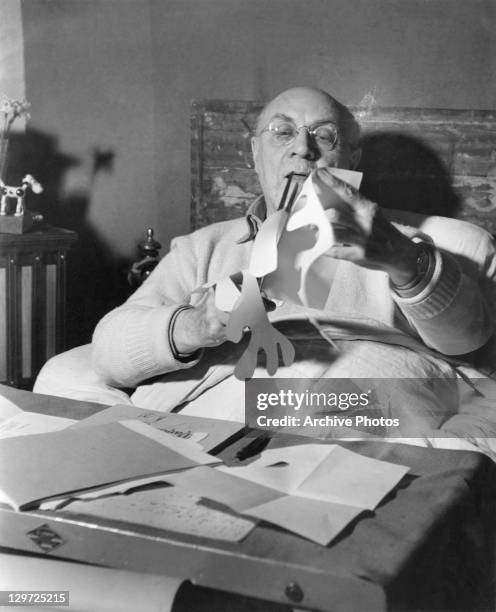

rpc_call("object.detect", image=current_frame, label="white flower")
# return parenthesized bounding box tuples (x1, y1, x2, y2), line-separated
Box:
(11, 98, 31, 120)
(1, 97, 12, 115)
(0, 94, 31, 122)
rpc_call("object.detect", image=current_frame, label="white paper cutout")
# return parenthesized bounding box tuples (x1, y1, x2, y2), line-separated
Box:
(225, 270, 295, 379)
(190, 169, 362, 378)
(258, 169, 362, 309)
(248, 210, 288, 277)
(287, 170, 362, 308)
(285, 176, 335, 307)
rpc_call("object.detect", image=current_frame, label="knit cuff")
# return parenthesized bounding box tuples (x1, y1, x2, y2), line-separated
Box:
(168, 305, 204, 363)
(392, 250, 462, 319)
(123, 305, 203, 377)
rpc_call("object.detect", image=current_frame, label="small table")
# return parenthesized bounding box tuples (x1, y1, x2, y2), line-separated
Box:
(0, 227, 77, 389)
(1, 385, 495, 611)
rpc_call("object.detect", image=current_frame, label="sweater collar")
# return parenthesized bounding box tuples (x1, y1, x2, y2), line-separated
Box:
(236, 195, 267, 244)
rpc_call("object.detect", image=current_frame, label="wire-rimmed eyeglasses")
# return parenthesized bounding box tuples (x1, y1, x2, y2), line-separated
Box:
(258, 119, 339, 151)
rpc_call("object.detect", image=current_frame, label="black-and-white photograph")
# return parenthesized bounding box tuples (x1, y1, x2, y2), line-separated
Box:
(1, 1, 496, 610)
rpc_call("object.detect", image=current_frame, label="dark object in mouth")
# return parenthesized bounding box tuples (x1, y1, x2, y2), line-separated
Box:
(278, 172, 306, 212)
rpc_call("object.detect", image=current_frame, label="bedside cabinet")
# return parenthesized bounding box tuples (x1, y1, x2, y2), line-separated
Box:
(0, 227, 77, 389)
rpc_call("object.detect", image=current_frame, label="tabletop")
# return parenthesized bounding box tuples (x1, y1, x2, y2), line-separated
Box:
(1, 384, 495, 611)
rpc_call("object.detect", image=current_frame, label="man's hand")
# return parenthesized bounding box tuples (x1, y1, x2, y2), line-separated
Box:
(313, 168, 424, 286)
(171, 287, 229, 354)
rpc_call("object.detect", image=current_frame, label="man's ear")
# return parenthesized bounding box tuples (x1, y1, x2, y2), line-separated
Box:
(251, 136, 259, 171)
(350, 147, 362, 170)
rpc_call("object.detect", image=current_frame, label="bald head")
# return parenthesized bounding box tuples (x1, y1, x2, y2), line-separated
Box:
(251, 87, 361, 213)
(255, 87, 360, 149)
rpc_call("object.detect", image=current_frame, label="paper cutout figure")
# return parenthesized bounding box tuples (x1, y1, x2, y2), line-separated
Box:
(225, 270, 295, 379)
(285, 175, 336, 307)
(262, 225, 317, 306)
(256, 169, 363, 309)
(192, 169, 363, 379)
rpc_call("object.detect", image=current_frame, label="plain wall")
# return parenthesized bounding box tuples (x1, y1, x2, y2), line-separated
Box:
(18, 0, 496, 346)
(0, 0, 25, 101)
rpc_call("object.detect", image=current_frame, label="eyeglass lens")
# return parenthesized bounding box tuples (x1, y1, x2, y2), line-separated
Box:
(265, 120, 337, 149)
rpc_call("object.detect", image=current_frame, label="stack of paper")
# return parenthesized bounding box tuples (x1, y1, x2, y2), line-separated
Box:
(0, 420, 218, 510)
(70, 404, 245, 453)
(165, 443, 409, 545)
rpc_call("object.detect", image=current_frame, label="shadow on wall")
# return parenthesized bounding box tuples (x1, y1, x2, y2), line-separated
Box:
(6, 128, 132, 349)
(358, 132, 461, 218)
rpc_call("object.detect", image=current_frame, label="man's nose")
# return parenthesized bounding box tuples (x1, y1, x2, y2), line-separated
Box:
(290, 128, 318, 160)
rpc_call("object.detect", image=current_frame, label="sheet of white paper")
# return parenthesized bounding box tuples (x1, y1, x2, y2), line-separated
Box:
(65, 486, 256, 542)
(244, 495, 363, 546)
(235, 444, 407, 508)
(218, 444, 334, 494)
(0, 553, 182, 612)
(0, 411, 75, 439)
(218, 444, 408, 509)
(0, 394, 22, 421)
(0, 421, 219, 510)
(165, 444, 409, 545)
(296, 445, 409, 509)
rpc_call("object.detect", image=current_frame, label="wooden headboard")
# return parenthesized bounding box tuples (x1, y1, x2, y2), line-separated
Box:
(191, 100, 496, 235)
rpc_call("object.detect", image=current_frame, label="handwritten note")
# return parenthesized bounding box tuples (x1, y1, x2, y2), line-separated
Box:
(65, 486, 256, 542)
(71, 404, 244, 453)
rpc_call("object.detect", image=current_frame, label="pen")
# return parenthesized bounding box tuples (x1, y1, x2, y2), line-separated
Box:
(235, 433, 271, 461)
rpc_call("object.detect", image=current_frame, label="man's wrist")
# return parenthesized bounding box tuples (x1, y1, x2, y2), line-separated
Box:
(169, 305, 200, 361)
(391, 242, 431, 288)
(390, 241, 435, 296)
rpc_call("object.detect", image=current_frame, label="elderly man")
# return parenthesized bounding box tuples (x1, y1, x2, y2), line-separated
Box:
(37, 87, 495, 434)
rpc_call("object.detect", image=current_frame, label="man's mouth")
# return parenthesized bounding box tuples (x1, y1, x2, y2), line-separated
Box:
(282, 162, 315, 180)
(283, 169, 312, 181)
(284, 171, 309, 181)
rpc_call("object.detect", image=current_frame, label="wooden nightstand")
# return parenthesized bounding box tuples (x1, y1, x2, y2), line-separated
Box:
(0, 227, 77, 389)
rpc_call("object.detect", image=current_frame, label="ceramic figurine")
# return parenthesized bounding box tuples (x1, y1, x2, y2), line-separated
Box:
(0, 174, 43, 216)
